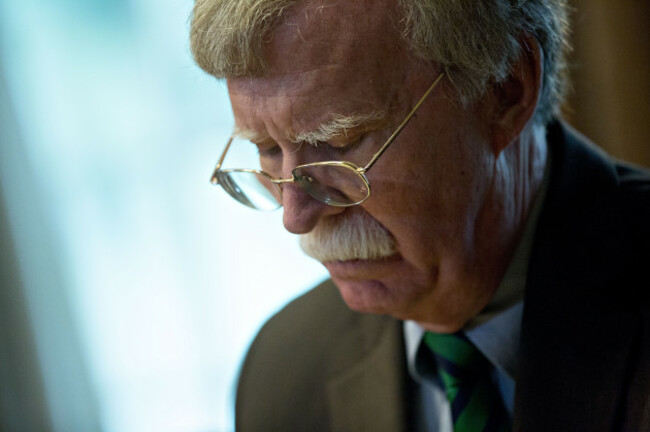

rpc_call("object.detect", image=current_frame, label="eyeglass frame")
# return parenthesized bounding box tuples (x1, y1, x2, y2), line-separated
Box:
(210, 72, 445, 208)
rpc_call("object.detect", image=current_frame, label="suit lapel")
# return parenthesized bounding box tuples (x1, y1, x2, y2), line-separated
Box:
(325, 317, 412, 432)
(515, 122, 641, 431)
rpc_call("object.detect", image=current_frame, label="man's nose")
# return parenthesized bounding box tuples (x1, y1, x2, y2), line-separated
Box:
(281, 183, 344, 234)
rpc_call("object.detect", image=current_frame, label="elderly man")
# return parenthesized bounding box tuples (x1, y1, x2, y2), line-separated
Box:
(191, 0, 650, 430)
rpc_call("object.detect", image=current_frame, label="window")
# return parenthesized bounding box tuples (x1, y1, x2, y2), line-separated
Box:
(0, 0, 327, 430)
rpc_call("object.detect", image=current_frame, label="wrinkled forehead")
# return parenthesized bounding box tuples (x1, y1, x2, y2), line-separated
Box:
(264, 0, 403, 78)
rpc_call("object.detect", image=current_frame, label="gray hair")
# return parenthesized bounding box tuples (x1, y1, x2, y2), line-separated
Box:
(190, 0, 570, 124)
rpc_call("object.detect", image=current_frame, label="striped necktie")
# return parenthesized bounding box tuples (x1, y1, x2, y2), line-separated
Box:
(424, 332, 511, 432)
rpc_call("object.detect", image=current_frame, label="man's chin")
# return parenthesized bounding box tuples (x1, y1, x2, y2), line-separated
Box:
(329, 277, 395, 314)
(324, 257, 410, 315)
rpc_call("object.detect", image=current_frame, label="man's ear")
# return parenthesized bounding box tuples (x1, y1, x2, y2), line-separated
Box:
(489, 34, 543, 155)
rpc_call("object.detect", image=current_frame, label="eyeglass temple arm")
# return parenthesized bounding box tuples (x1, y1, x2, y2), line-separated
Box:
(362, 72, 445, 173)
(211, 136, 235, 184)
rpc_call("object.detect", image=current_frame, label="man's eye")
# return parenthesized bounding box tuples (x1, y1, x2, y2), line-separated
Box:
(257, 144, 282, 158)
(324, 136, 364, 154)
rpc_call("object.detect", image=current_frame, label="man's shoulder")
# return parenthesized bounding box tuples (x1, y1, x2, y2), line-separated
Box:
(616, 161, 650, 239)
(517, 122, 650, 430)
(235, 279, 404, 431)
(259, 278, 357, 338)
(241, 279, 402, 383)
(546, 120, 650, 251)
(251, 279, 398, 360)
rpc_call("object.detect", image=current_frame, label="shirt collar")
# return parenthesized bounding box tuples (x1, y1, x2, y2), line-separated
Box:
(404, 303, 524, 382)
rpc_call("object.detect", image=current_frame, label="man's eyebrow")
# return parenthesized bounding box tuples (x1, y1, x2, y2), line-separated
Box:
(294, 110, 389, 146)
(232, 127, 269, 143)
(231, 110, 388, 146)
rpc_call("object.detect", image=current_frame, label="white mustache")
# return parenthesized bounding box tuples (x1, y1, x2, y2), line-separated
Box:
(299, 212, 397, 262)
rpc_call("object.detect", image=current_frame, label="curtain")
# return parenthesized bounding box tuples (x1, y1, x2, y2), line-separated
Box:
(564, 0, 650, 167)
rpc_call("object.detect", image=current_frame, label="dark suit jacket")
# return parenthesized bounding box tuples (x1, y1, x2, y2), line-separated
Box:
(235, 121, 650, 431)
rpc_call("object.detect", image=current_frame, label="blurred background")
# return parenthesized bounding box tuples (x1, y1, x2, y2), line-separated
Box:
(0, 1, 648, 431)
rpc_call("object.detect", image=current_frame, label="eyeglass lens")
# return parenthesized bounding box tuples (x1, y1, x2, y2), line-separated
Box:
(218, 164, 369, 210)
(216, 171, 282, 211)
(292, 164, 369, 206)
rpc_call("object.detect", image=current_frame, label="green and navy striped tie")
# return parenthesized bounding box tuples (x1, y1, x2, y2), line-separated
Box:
(424, 332, 511, 432)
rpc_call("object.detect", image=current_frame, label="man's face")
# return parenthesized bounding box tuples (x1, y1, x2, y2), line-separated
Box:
(227, 0, 507, 331)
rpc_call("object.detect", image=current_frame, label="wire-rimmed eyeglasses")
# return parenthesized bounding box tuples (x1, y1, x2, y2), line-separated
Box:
(210, 73, 444, 211)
